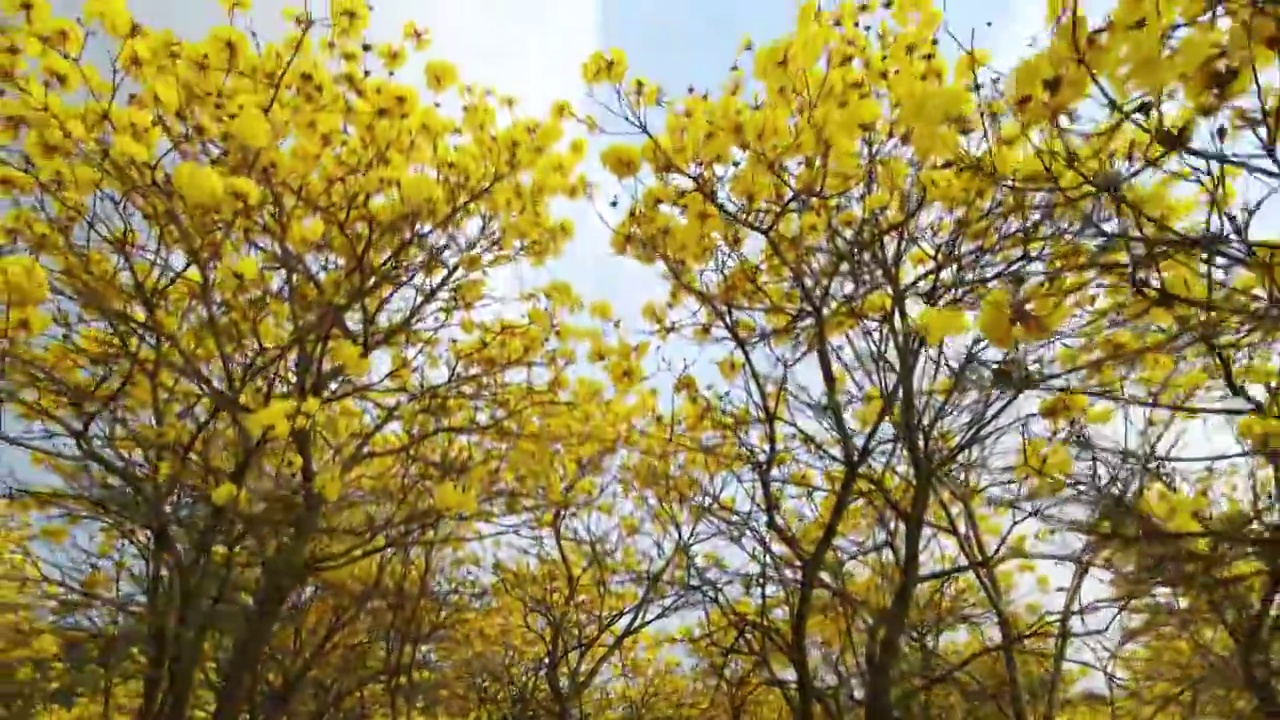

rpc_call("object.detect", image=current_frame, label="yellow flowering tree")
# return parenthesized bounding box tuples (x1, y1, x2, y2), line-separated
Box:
(404, 379, 708, 718)
(587, 2, 1126, 718)
(985, 0, 1280, 715)
(0, 0, 630, 717)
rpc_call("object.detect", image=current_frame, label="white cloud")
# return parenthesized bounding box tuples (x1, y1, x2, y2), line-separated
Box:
(987, 0, 1117, 71)
(989, 3, 1044, 70)
(366, 0, 599, 115)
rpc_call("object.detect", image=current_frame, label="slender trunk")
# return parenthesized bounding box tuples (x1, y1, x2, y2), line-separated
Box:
(865, 330, 930, 720)
(138, 529, 174, 720)
(1044, 561, 1090, 720)
(210, 548, 306, 720)
(863, 481, 929, 720)
(1238, 572, 1280, 720)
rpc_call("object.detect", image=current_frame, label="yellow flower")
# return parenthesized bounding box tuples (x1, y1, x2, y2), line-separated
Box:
(376, 43, 406, 72)
(172, 162, 226, 208)
(1240, 414, 1280, 451)
(84, 0, 132, 37)
(715, 355, 742, 380)
(582, 49, 628, 85)
(1017, 438, 1074, 479)
(855, 388, 884, 429)
(1038, 393, 1089, 422)
(600, 143, 642, 179)
(1084, 404, 1115, 425)
(1042, 444, 1072, 475)
(226, 176, 262, 205)
(424, 60, 459, 93)
(977, 289, 1015, 349)
(210, 482, 240, 507)
(31, 633, 60, 656)
(229, 107, 272, 150)
(329, 338, 370, 376)
(38, 524, 70, 544)
(300, 396, 322, 416)
(244, 399, 296, 439)
(316, 471, 341, 503)
(0, 254, 50, 307)
(402, 21, 431, 51)
(588, 299, 614, 321)
(83, 569, 112, 594)
(229, 255, 260, 283)
(433, 481, 477, 514)
(860, 290, 893, 317)
(400, 174, 442, 210)
(914, 305, 969, 345)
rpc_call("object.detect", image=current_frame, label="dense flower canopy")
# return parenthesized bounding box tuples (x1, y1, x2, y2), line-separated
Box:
(1, 0, 1278, 718)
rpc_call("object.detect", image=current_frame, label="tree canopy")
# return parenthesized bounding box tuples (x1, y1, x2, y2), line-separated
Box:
(0, 0, 1277, 718)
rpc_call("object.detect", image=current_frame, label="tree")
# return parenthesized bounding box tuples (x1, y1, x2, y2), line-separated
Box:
(587, 1, 1132, 717)
(0, 0, 635, 717)
(971, 0, 1280, 715)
